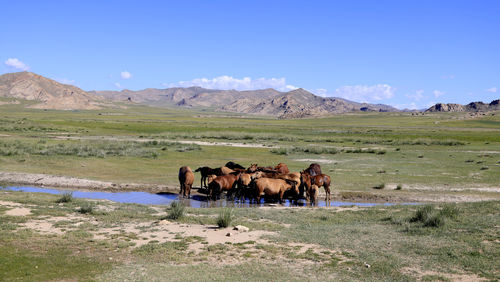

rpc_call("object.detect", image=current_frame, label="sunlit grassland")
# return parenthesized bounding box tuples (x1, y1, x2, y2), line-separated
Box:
(1, 191, 499, 281)
(0, 104, 499, 192)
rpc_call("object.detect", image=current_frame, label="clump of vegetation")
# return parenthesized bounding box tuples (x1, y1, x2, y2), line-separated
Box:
(175, 144, 202, 152)
(0, 140, 161, 158)
(343, 148, 386, 154)
(56, 192, 73, 203)
(373, 183, 385, 189)
(78, 202, 94, 214)
(167, 201, 185, 220)
(439, 204, 460, 219)
(480, 166, 489, 170)
(395, 184, 403, 190)
(270, 146, 338, 155)
(409, 204, 460, 228)
(216, 207, 234, 228)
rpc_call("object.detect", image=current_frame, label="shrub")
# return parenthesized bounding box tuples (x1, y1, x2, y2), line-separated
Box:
(411, 205, 434, 223)
(409, 204, 459, 228)
(79, 202, 94, 214)
(439, 204, 460, 219)
(373, 183, 385, 189)
(423, 214, 445, 227)
(270, 147, 289, 155)
(167, 201, 185, 220)
(56, 192, 73, 203)
(396, 184, 403, 190)
(216, 207, 234, 228)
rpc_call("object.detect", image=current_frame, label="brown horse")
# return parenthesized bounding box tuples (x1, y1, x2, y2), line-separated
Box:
(304, 163, 322, 176)
(195, 166, 235, 188)
(274, 163, 290, 174)
(254, 178, 299, 204)
(225, 161, 245, 170)
(308, 184, 319, 205)
(300, 171, 312, 199)
(178, 166, 194, 198)
(274, 172, 300, 185)
(208, 173, 241, 200)
(311, 174, 331, 201)
(247, 164, 258, 172)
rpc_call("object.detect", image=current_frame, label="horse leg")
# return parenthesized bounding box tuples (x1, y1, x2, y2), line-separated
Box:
(324, 184, 331, 202)
(279, 190, 285, 204)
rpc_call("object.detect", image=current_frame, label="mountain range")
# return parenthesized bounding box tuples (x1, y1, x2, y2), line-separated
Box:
(0, 72, 498, 117)
(91, 86, 398, 118)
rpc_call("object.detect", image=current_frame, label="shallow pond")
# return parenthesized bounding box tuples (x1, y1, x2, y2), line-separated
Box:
(3, 186, 415, 208)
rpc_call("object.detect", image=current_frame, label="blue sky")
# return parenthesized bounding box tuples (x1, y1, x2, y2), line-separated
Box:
(1, 0, 498, 109)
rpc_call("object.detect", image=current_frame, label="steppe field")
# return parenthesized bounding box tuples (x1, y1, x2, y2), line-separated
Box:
(1, 102, 499, 281)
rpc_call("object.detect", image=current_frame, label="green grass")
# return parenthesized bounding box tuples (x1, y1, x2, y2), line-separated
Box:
(0, 191, 499, 281)
(216, 207, 234, 228)
(0, 106, 498, 194)
(165, 201, 185, 220)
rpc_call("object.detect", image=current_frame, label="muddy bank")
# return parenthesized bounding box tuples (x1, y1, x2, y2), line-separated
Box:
(0, 171, 177, 194)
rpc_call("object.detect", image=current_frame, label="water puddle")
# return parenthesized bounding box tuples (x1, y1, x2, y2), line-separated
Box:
(2, 186, 415, 208)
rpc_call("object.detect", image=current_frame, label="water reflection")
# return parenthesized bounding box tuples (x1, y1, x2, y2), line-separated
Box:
(3, 186, 413, 208)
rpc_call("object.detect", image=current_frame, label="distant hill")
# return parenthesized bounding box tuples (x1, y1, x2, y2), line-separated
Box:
(0, 71, 404, 117)
(426, 100, 500, 112)
(0, 72, 106, 110)
(94, 86, 399, 118)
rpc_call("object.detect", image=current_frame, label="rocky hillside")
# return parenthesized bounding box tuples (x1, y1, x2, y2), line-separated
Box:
(95, 87, 398, 118)
(0, 72, 106, 110)
(92, 87, 282, 108)
(0, 71, 400, 117)
(426, 100, 500, 112)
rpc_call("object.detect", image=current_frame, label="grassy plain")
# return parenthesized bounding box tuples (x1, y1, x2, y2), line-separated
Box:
(0, 190, 498, 281)
(0, 103, 499, 200)
(1, 104, 499, 280)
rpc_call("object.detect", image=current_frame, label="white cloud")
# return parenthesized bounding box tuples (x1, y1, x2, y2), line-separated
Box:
(334, 84, 395, 103)
(405, 90, 424, 101)
(393, 102, 419, 110)
(120, 71, 132, 79)
(164, 76, 297, 92)
(4, 58, 29, 71)
(114, 82, 122, 89)
(433, 90, 445, 98)
(485, 87, 497, 93)
(314, 88, 328, 97)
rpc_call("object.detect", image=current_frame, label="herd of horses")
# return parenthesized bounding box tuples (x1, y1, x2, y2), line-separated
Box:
(178, 162, 332, 205)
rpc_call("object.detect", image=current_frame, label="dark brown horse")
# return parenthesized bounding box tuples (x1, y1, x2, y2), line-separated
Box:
(194, 166, 234, 188)
(208, 173, 241, 200)
(225, 161, 245, 170)
(311, 174, 331, 201)
(304, 163, 322, 176)
(300, 171, 312, 199)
